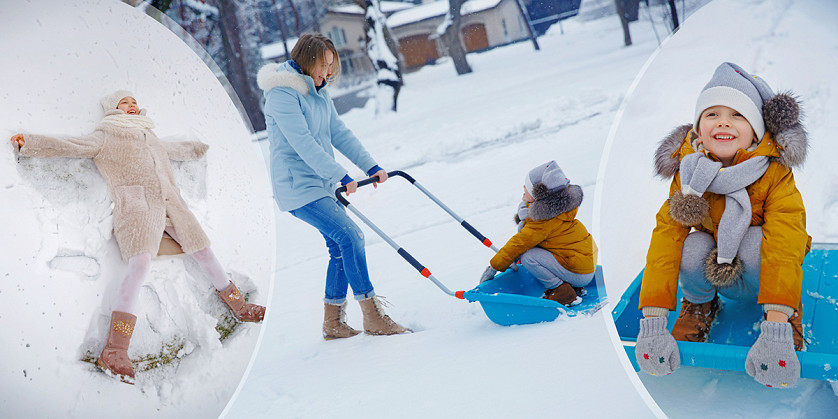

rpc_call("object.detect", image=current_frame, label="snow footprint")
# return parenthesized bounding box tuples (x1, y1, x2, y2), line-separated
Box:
(48, 249, 100, 279)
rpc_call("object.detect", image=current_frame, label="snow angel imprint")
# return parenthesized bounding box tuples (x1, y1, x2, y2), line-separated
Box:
(10, 90, 266, 384)
(257, 33, 409, 339)
(634, 62, 811, 389)
(478, 160, 598, 307)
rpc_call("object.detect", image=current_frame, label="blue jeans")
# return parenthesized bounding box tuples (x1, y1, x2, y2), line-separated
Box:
(290, 197, 375, 304)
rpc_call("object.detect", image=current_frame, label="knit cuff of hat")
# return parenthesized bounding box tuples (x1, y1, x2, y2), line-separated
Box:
(367, 165, 383, 177)
(759, 320, 793, 342)
(642, 306, 670, 318)
(340, 174, 353, 186)
(638, 315, 669, 337)
(695, 86, 765, 141)
(763, 303, 796, 319)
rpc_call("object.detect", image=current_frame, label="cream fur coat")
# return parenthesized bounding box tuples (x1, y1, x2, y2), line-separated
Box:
(19, 109, 211, 262)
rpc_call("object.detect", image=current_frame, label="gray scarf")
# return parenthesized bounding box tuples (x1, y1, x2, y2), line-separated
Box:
(679, 152, 769, 263)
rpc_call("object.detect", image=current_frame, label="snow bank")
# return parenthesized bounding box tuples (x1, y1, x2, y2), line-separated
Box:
(0, 1, 274, 417)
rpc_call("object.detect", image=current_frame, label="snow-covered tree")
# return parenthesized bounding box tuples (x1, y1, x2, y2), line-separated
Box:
(217, 0, 267, 132)
(355, 0, 404, 113)
(434, 0, 472, 75)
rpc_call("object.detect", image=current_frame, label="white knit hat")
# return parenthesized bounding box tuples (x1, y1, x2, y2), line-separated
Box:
(524, 160, 569, 195)
(694, 63, 774, 141)
(100, 90, 135, 112)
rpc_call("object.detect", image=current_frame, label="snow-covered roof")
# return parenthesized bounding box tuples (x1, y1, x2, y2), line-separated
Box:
(329, 1, 415, 16)
(182, 0, 219, 16)
(388, 0, 503, 28)
(260, 37, 299, 60)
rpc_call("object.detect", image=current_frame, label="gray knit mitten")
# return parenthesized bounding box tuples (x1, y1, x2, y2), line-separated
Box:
(479, 266, 498, 283)
(745, 321, 800, 388)
(635, 316, 681, 376)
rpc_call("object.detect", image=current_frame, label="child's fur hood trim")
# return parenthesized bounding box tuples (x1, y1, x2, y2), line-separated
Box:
(654, 124, 693, 179)
(257, 62, 309, 95)
(528, 183, 584, 221)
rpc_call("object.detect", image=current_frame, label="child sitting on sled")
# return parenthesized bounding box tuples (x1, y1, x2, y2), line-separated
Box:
(478, 161, 597, 307)
(634, 62, 811, 388)
(10, 90, 266, 384)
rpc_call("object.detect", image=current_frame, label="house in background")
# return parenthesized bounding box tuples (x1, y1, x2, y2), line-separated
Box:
(388, 0, 531, 69)
(319, 1, 415, 79)
(262, 0, 548, 78)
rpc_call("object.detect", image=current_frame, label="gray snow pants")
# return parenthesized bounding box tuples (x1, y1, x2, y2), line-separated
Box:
(520, 247, 594, 290)
(679, 226, 762, 304)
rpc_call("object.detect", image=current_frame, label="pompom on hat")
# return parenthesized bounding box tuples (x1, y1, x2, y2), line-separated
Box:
(524, 160, 569, 196)
(100, 90, 135, 112)
(694, 62, 802, 143)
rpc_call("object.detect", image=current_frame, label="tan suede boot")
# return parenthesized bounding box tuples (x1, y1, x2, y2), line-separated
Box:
(358, 296, 411, 335)
(96, 311, 137, 384)
(789, 301, 804, 351)
(671, 295, 721, 342)
(217, 282, 266, 322)
(323, 302, 361, 340)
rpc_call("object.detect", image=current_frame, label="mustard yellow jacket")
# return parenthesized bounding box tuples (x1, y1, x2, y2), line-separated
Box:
(640, 127, 811, 311)
(491, 206, 597, 275)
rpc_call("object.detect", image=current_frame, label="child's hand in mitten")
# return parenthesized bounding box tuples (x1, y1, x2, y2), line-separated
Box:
(479, 266, 497, 283)
(10, 134, 24, 147)
(745, 321, 800, 388)
(635, 316, 681, 376)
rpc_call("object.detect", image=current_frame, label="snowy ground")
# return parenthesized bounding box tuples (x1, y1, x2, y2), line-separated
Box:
(0, 1, 274, 417)
(595, 0, 838, 416)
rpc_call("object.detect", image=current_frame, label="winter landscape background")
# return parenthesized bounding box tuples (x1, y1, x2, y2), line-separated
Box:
(1, 0, 837, 417)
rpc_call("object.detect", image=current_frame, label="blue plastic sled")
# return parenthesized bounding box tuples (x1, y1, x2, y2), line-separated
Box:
(336, 171, 609, 327)
(612, 242, 838, 382)
(462, 265, 607, 326)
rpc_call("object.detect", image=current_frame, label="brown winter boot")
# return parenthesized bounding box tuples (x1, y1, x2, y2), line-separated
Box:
(543, 282, 580, 306)
(358, 296, 411, 335)
(788, 301, 804, 351)
(217, 282, 266, 323)
(671, 295, 721, 342)
(323, 301, 361, 340)
(96, 311, 137, 384)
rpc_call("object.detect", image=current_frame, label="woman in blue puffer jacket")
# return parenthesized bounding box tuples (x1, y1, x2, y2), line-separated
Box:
(257, 33, 410, 339)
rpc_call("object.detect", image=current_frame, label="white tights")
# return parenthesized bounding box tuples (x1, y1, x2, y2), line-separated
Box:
(111, 226, 231, 314)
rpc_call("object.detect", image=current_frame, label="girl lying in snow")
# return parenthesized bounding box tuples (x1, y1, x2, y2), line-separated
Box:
(10, 90, 266, 384)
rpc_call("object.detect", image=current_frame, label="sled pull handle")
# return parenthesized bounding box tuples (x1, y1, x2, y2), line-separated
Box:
(334, 170, 499, 297)
(335, 171, 499, 252)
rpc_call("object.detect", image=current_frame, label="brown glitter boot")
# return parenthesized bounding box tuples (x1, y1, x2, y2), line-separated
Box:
(217, 282, 266, 323)
(96, 311, 137, 384)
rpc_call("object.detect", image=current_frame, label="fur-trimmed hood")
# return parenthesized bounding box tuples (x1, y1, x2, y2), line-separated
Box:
(257, 62, 312, 95)
(528, 183, 584, 221)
